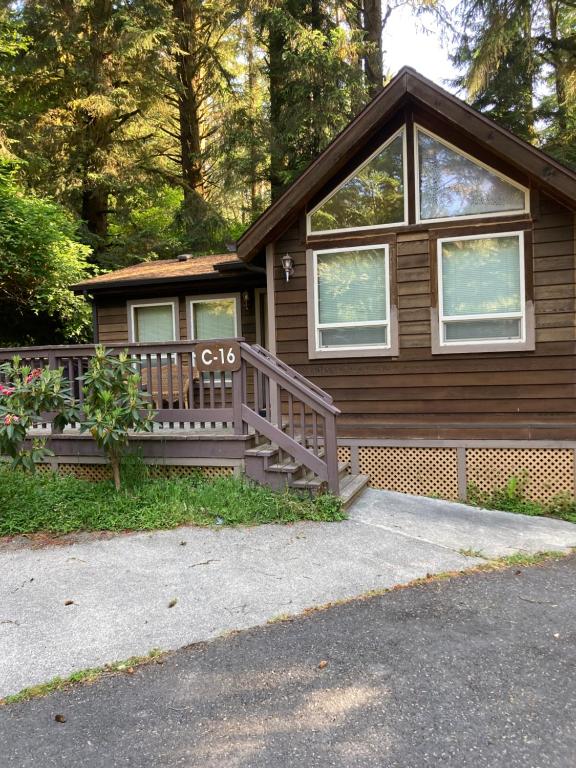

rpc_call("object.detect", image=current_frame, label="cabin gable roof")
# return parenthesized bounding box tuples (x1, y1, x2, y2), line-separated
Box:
(236, 66, 576, 262)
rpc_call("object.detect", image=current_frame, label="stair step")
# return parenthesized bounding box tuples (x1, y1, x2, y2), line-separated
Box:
(244, 443, 278, 458)
(339, 473, 370, 509)
(269, 459, 348, 477)
(339, 461, 351, 477)
(291, 476, 325, 490)
(267, 460, 302, 474)
(290, 471, 368, 507)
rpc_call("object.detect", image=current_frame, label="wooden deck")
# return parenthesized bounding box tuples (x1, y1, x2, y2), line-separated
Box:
(0, 340, 371, 501)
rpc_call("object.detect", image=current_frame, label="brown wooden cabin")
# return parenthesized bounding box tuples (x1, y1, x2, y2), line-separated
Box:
(73, 67, 576, 502)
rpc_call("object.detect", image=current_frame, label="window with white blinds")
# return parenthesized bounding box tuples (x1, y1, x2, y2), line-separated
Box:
(313, 245, 390, 351)
(131, 303, 177, 343)
(189, 297, 239, 340)
(437, 232, 526, 346)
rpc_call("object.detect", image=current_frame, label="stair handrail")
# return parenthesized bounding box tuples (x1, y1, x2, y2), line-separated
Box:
(248, 344, 334, 404)
(238, 342, 340, 494)
(240, 343, 340, 417)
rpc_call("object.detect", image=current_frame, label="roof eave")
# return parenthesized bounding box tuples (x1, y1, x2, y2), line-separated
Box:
(71, 268, 250, 295)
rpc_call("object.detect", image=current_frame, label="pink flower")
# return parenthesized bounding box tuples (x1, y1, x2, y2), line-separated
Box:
(4, 414, 19, 426)
(25, 369, 42, 384)
(0, 385, 15, 396)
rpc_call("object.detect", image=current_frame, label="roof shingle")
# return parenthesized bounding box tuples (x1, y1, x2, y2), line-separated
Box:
(73, 252, 241, 291)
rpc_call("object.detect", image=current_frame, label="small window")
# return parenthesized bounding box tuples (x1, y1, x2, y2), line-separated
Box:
(308, 129, 406, 235)
(311, 245, 392, 357)
(188, 296, 240, 340)
(129, 301, 178, 343)
(437, 232, 526, 348)
(417, 128, 528, 222)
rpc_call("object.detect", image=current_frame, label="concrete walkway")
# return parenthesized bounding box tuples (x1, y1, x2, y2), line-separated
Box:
(1, 490, 575, 697)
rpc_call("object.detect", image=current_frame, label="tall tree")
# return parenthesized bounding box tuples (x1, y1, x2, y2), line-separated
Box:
(1, 0, 170, 263)
(260, 1, 368, 197)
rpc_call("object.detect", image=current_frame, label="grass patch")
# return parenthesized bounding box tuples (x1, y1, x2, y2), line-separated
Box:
(459, 547, 487, 559)
(467, 475, 576, 524)
(0, 649, 165, 706)
(0, 462, 345, 536)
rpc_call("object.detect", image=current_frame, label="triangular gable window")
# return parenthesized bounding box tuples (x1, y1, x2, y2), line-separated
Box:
(308, 128, 406, 234)
(416, 128, 527, 221)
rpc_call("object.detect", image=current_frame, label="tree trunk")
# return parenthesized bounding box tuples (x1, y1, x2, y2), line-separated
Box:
(546, 0, 567, 132)
(268, 16, 286, 200)
(80, 0, 114, 247)
(363, 0, 384, 98)
(111, 456, 121, 491)
(81, 188, 109, 242)
(172, 0, 205, 212)
(308, 0, 323, 158)
(246, 11, 259, 219)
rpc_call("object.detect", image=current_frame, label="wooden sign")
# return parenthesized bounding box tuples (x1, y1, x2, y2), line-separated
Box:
(193, 341, 241, 372)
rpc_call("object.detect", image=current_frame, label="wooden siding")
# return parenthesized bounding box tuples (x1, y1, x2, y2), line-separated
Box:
(272, 192, 576, 440)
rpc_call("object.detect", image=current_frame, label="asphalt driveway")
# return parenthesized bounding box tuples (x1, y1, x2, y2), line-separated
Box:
(1, 489, 575, 697)
(2, 554, 575, 768)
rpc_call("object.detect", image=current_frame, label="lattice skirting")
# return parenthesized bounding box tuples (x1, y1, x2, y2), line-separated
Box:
(343, 443, 576, 503)
(358, 446, 459, 499)
(466, 448, 574, 503)
(52, 461, 235, 483)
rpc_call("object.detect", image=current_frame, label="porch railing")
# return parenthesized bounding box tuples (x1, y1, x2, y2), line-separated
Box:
(0, 340, 341, 493)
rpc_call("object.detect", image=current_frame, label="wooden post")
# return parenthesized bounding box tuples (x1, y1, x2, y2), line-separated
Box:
(324, 414, 339, 495)
(232, 364, 246, 435)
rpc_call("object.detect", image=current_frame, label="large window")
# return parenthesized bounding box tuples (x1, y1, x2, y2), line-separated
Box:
(416, 128, 528, 222)
(188, 295, 240, 340)
(128, 300, 178, 343)
(437, 232, 526, 348)
(307, 129, 407, 235)
(309, 245, 394, 357)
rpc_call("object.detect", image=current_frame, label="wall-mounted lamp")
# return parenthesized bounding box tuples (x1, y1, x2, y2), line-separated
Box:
(281, 253, 295, 282)
(242, 290, 250, 311)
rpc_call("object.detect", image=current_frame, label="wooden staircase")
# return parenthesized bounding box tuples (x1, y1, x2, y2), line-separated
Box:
(244, 439, 369, 508)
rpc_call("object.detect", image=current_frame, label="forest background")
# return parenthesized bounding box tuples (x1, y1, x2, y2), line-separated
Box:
(0, 0, 574, 344)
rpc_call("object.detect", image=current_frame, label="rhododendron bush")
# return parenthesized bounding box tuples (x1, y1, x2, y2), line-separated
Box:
(0, 357, 78, 470)
(0, 348, 155, 489)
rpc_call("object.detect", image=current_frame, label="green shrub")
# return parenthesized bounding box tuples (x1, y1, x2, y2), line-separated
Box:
(0, 463, 345, 536)
(467, 473, 576, 523)
(0, 356, 78, 470)
(546, 493, 576, 524)
(80, 346, 155, 490)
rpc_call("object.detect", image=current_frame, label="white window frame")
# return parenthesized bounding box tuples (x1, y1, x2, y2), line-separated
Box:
(186, 293, 241, 340)
(308, 244, 397, 359)
(436, 230, 527, 350)
(127, 298, 179, 344)
(306, 127, 409, 236)
(415, 125, 530, 224)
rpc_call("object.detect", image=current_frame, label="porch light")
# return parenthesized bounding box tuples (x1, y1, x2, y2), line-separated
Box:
(282, 253, 295, 282)
(242, 290, 250, 311)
